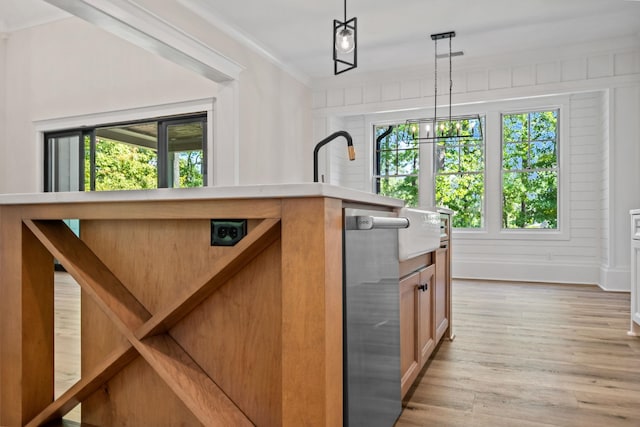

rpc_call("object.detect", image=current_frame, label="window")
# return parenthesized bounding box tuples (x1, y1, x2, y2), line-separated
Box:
(373, 117, 485, 228)
(374, 124, 419, 207)
(435, 118, 484, 228)
(45, 130, 85, 192)
(501, 110, 558, 229)
(45, 113, 207, 192)
(371, 101, 563, 235)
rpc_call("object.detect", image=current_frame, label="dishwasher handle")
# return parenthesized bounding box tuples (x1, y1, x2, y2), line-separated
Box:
(346, 216, 410, 230)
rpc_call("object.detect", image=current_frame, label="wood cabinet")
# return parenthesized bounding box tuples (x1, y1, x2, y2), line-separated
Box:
(630, 211, 640, 336)
(434, 245, 449, 343)
(399, 264, 435, 398)
(0, 192, 360, 427)
(435, 212, 452, 343)
(417, 266, 436, 367)
(399, 209, 453, 398)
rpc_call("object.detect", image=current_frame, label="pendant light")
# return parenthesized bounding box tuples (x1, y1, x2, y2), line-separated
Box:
(333, 0, 357, 75)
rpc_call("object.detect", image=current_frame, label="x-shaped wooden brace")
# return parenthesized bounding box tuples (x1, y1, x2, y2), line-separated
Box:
(23, 218, 281, 427)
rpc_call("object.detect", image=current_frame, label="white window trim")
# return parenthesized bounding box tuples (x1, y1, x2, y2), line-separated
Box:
(365, 94, 570, 242)
(365, 108, 440, 207)
(32, 97, 241, 190)
(455, 96, 570, 241)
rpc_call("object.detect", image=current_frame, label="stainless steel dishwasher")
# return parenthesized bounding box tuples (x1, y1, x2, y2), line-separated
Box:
(343, 207, 408, 427)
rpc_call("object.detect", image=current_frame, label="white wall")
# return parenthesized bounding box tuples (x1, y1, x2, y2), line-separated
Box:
(312, 36, 640, 289)
(312, 115, 369, 188)
(1, 17, 219, 193)
(0, 2, 314, 194)
(604, 85, 640, 290)
(451, 93, 603, 285)
(129, 0, 313, 185)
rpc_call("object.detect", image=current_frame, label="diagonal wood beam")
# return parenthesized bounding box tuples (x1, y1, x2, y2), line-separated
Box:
(135, 334, 254, 426)
(24, 219, 151, 331)
(24, 218, 270, 426)
(25, 343, 137, 427)
(135, 218, 281, 339)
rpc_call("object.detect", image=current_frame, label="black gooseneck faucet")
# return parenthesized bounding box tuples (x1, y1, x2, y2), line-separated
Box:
(313, 131, 355, 182)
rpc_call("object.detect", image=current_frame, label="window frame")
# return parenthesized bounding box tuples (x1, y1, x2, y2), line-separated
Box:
(159, 115, 208, 189)
(366, 95, 570, 241)
(373, 123, 420, 206)
(44, 130, 86, 192)
(500, 108, 563, 233)
(434, 117, 486, 230)
(498, 107, 565, 237)
(44, 112, 208, 192)
(35, 98, 216, 192)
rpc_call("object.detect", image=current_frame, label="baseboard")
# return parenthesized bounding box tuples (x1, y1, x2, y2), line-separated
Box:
(599, 266, 630, 292)
(452, 259, 600, 286)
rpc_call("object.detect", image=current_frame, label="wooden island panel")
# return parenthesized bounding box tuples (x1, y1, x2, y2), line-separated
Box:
(280, 198, 343, 427)
(0, 195, 351, 427)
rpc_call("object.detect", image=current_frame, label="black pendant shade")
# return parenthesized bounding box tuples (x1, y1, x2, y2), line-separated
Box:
(333, 0, 357, 75)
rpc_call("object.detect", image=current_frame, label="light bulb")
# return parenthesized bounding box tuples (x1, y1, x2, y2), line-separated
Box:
(335, 27, 355, 54)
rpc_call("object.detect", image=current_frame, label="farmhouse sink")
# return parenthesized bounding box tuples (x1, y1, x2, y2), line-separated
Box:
(398, 207, 441, 261)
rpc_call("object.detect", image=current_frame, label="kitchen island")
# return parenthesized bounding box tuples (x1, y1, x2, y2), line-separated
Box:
(0, 184, 404, 426)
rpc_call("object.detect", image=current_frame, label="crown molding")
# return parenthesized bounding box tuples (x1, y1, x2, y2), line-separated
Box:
(44, 0, 244, 82)
(177, 0, 311, 86)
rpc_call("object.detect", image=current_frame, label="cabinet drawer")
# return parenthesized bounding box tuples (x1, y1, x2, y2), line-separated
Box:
(634, 215, 640, 240)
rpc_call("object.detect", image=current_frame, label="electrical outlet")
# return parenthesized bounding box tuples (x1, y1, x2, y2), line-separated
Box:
(211, 219, 247, 246)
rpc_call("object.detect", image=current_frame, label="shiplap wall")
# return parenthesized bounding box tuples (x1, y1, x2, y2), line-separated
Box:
(449, 93, 603, 284)
(333, 116, 367, 191)
(312, 36, 640, 287)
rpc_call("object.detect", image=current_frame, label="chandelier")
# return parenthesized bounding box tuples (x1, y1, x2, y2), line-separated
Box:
(407, 31, 483, 143)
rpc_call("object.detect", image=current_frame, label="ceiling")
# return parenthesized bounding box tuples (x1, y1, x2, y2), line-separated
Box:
(0, 0, 69, 32)
(1, 0, 639, 79)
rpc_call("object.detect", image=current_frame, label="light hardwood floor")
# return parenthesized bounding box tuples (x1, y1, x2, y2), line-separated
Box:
(53, 275, 640, 426)
(54, 272, 81, 423)
(396, 280, 640, 427)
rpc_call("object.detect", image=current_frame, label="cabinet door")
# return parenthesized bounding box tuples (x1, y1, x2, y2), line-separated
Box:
(434, 245, 449, 343)
(632, 241, 640, 334)
(399, 271, 419, 398)
(418, 265, 435, 367)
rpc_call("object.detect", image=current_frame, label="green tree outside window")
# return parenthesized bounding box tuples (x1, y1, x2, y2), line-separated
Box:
(374, 118, 485, 228)
(435, 118, 484, 228)
(502, 110, 558, 229)
(374, 124, 419, 207)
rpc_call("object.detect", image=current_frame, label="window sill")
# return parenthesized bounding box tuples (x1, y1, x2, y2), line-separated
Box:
(453, 228, 570, 241)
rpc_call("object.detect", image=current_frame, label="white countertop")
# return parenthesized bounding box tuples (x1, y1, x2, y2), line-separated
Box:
(0, 183, 405, 208)
(631, 209, 640, 215)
